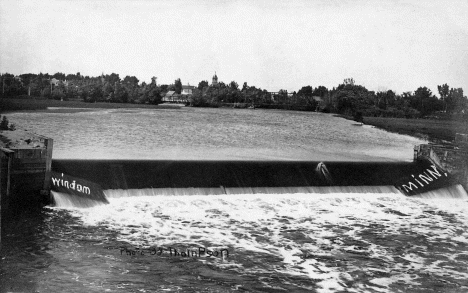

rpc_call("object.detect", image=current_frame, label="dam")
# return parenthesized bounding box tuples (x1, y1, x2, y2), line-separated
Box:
(1, 108, 468, 292)
(2, 144, 464, 210)
(49, 158, 460, 201)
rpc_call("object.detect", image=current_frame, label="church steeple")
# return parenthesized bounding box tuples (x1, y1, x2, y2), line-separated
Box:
(212, 72, 218, 86)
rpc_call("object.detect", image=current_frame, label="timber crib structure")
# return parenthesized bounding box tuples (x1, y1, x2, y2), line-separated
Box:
(1, 133, 53, 248)
(414, 133, 468, 191)
(0, 135, 53, 208)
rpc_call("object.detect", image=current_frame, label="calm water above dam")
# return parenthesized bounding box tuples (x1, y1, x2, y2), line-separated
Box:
(2, 107, 468, 293)
(6, 107, 422, 161)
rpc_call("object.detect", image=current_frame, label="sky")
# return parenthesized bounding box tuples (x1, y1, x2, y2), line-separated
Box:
(1, 0, 467, 95)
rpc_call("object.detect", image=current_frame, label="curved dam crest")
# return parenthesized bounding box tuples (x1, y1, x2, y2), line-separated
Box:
(50, 158, 462, 207)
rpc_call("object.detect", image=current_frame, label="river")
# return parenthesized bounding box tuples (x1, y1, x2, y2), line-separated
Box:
(1, 107, 468, 293)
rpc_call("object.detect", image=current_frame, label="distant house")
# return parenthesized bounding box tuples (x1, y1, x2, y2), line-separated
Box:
(162, 91, 187, 103)
(50, 78, 60, 86)
(161, 84, 195, 103)
(13, 76, 23, 84)
(312, 96, 323, 103)
(181, 85, 195, 95)
(163, 91, 176, 102)
(312, 96, 326, 110)
(50, 78, 69, 87)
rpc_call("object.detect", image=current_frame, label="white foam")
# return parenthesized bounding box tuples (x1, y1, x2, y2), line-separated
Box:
(53, 190, 468, 291)
(51, 191, 107, 208)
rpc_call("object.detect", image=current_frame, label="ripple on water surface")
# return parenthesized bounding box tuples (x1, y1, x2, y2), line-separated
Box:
(7, 108, 424, 161)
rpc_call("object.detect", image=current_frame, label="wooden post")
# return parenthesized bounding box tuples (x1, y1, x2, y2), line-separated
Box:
(413, 145, 420, 161)
(42, 138, 53, 192)
(5, 149, 12, 211)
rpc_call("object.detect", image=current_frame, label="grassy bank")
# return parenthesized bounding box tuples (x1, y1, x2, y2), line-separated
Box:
(361, 116, 468, 143)
(0, 97, 180, 113)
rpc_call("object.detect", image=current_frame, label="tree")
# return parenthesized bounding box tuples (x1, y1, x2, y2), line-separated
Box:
(447, 88, 467, 114)
(126, 85, 139, 103)
(274, 89, 288, 104)
(1, 73, 26, 96)
(174, 78, 182, 94)
(114, 83, 128, 103)
(53, 72, 66, 80)
(147, 87, 162, 104)
(375, 90, 396, 110)
(333, 80, 373, 115)
(51, 82, 66, 100)
(229, 81, 239, 90)
(312, 86, 328, 98)
(242, 82, 249, 92)
(198, 80, 209, 90)
(137, 83, 149, 104)
(160, 84, 169, 93)
(105, 73, 121, 85)
(385, 90, 396, 107)
(84, 83, 103, 102)
(102, 82, 114, 101)
(297, 85, 313, 97)
(42, 87, 51, 99)
(65, 85, 79, 100)
(438, 83, 449, 112)
(189, 88, 210, 107)
(123, 75, 139, 85)
(413, 87, 442, 116)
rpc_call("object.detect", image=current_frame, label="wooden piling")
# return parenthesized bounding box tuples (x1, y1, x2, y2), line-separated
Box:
(42, 137, 53, 193)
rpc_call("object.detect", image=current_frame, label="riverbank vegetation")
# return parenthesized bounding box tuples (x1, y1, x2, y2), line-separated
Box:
(2, 72, 467, 121)
(1, 72, 467, 122)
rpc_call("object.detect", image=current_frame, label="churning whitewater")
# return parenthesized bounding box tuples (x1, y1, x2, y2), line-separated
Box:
(51, 187, 468, 292)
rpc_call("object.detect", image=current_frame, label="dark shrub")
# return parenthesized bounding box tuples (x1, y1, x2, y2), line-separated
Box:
(353, 111, 363, 123)
(0, 115, 9, 130)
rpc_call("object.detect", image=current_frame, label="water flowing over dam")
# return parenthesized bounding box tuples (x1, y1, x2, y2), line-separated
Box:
(2, 108, 468, 293)
(50, 160, 426, 190)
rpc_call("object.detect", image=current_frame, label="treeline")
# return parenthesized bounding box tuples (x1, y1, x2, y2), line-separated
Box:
(190, 77, 467, 119)
(0, 72, 164, 104)
(325, 78, 467, 119)
(1, 72, 467, 119)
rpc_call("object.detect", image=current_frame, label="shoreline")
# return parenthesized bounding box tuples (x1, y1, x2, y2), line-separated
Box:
(0, 97, 182, 113)
(340, 116, 467, 144)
